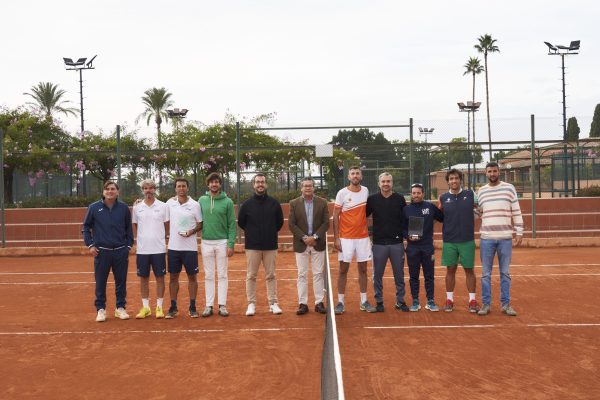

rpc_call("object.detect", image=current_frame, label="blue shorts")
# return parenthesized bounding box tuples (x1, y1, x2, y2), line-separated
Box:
(167, 250, 199, 275)
(136, 253, 166, 277)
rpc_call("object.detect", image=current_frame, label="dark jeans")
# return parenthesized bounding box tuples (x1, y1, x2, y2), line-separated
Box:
(406, 245, 435, 301)
(94, 247, 129, 310)
(372, 243, 405, 304)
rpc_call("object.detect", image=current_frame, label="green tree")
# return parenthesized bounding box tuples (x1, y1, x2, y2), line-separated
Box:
(474, 34, 500, 160)
(566, 117, 580, 141)
(589, 104, 600, 138)
(23, 82, 78, 120)
(447, 137, 484, 166)
(136, 87, 173, 149)
(0, 107, 74, 203)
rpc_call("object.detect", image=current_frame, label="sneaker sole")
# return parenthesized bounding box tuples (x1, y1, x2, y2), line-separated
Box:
(334, 309, 344, 315)
(409, 306, 421, 312)
(425, 306, 439, 312)
(136, 312, 151, 319)
(219, 312, 229, 317)
(444, 307, 453, 313)
(165, 311, 178, 319)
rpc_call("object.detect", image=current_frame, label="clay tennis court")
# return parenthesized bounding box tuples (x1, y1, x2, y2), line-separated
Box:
(1, 247, 599, 399)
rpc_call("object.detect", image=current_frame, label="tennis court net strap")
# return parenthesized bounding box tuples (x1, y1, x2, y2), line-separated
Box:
(321, 242, 345, 400)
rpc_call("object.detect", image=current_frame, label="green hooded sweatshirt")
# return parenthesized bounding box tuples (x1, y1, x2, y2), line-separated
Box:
(199, 192, 237, 248)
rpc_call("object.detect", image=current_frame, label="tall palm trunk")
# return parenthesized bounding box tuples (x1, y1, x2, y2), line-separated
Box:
(484, 52, 492, 160)
(156, 115, 163, 190)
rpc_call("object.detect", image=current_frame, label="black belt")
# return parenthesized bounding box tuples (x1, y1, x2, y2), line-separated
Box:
(97, 245, 127, 251)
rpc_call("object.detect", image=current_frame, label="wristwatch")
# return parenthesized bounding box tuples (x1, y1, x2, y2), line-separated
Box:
(313, 234, 319, 240)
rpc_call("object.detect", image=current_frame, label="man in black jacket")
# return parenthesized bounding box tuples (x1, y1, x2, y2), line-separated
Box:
(238, 173, 284, 316)
(366, 172, 408, 312)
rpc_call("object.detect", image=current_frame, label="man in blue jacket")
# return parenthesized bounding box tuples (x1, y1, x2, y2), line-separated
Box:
(82, 181, 134, 322)
(403, 183, 443, 312)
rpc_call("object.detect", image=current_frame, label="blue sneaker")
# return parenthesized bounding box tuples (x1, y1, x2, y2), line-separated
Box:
(409, 299, 421, 312)
(360, 301, 377, 313)
(425, 299, 439, 312)
(334, 302, 345, 315)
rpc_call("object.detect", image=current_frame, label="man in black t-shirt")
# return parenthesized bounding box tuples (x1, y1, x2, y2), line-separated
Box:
(366, 172, 408, 312)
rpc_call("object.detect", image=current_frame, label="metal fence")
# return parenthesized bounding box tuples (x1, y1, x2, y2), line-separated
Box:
(4, 117, 600, 206)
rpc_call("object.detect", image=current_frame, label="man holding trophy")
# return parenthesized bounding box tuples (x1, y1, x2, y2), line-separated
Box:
(403, 183, 443, 312)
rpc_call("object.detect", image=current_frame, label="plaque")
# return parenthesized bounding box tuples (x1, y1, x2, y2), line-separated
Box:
(408, 216, 424, 240)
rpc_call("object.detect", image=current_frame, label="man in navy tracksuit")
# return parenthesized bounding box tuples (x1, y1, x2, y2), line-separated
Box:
(403, 183, 443, 312)
(82, 181, 134, 322)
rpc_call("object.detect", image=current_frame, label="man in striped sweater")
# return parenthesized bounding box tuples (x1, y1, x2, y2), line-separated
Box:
(477, 162, 524, 317)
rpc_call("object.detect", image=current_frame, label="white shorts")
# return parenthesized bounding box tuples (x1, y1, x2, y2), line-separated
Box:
(338, 237, 372, 263)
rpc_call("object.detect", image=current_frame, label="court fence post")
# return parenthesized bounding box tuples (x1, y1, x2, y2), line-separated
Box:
(235, 122, 242, 243)
(0, 127, 5, 247)
(116, 125, 122, 187)
(530, 114, 536, 239)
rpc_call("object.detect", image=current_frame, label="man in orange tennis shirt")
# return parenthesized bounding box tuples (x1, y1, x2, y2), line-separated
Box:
(333, 166, 376, 314)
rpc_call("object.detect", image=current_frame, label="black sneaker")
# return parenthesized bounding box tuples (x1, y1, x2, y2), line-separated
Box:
(165, 306, 178, 319)
(394, 302, 410, 312)
(189, 307, 199, 318)
(376, 302, 385, 312)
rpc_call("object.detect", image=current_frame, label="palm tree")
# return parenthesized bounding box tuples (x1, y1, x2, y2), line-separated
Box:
(136, 87, 173, 149)
(23, 82, 78, 120)
(475, 34, 500, 159)
(463, 57, 484, 144)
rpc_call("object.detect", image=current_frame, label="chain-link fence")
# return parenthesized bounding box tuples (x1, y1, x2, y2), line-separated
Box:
(4, 118, 600, 207)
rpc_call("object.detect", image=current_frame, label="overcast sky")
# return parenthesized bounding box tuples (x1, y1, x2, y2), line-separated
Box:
(2, 1, 598, 148)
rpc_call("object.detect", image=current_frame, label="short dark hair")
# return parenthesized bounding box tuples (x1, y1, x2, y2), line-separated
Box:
(301, 177, 314, 186)
(174, 178, 189, 187)
(206, 172, 222, 185)
(445, 168, 463, 182)
(485, 161, 499, 169)
(103, 181, 119, 190)
(349, 165, 361, 172)
(252, 173, 266, 184)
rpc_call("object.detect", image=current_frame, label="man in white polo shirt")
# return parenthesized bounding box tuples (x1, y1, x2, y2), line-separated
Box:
(165, 178, 203, 319)
(132, 179, 169, 319)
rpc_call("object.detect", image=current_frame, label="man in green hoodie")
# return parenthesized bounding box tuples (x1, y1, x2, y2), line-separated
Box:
(199, 172, 237, 317)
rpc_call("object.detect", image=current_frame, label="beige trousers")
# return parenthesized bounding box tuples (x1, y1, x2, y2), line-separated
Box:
(295, 246, 325, 305)
(246, 249, 278, 304)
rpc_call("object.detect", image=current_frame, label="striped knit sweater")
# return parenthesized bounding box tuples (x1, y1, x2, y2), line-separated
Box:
(477, 181, 524, 240)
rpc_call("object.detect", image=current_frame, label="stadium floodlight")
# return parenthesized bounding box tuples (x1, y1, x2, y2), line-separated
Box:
(167, 108, 189, 134)
(62, 54, 97, 134)
(458, 101, 481, 189)
(545, 40, 580, 195)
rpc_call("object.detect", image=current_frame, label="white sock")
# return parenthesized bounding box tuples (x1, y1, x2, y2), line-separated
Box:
(142, 298, 150, 308)
(157, 298, 163, 307)
(360, 293, 367, 303)
(469, 293, 476, 301)
(446, 292, 454, 301)
(338, 294, 345, 304)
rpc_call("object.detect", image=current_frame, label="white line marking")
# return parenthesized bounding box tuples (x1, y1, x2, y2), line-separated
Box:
(365, 325, 496, 329)
(2, 273, 600, 286)
(0, 327, 318, 336)
(1, 264, 599, 277)
(363, 323, 600, 330)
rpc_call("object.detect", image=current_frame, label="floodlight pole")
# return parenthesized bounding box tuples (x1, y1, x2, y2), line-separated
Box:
(545, 42, 579, 196)
(235, 122, 242, 243)
(0, 128, 5, 247)
(419, 128, 434, 199)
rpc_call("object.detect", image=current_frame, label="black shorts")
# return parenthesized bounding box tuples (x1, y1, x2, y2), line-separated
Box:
(167, 250, 199, 275)
(136, 253, 166, 277)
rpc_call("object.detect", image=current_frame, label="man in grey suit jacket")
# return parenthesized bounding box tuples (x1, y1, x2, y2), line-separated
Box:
(288, 177, 330, 315)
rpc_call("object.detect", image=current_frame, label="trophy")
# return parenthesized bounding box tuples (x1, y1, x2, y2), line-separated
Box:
(408, 216, 424, 241)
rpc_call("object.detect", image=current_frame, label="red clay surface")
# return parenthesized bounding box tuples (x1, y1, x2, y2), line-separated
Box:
(1, 248, 599, 399)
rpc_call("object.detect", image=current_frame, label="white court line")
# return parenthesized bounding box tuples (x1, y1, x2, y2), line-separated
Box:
(3, 273, 600, 286)
(1, 264, 599, 276)
(0, 268, 298, 276)
(0, 327, 317, 336)
(364, 323, 600, 330)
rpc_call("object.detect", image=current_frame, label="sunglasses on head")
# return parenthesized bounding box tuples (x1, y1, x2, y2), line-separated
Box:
(411, 183, 424, 189)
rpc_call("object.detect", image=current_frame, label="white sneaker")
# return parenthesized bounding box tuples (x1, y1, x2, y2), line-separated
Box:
(96, 309, 106, 322)
(269, 303, 283, 315)
(114, 307, 130, 320)
(245, 303, 256, 316)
